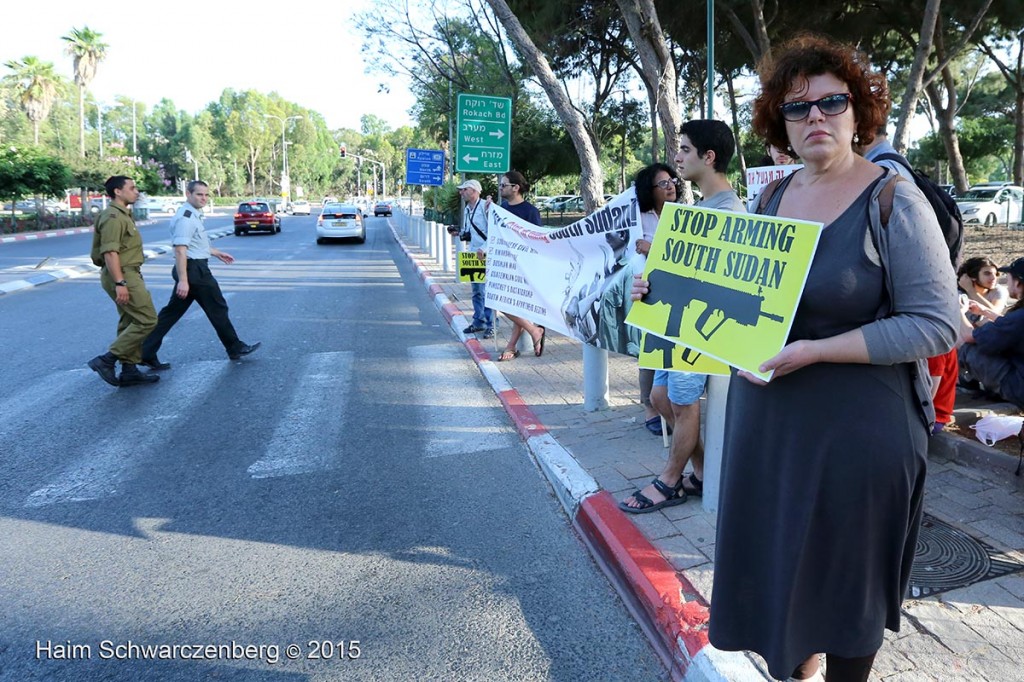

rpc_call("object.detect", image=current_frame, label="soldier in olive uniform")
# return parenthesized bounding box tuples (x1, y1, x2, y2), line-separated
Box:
(87, 176, 159, 386)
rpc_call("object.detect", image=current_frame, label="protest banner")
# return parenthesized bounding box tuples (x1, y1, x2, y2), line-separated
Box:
(458, 252, 486, 283)
(637, 332, 730, 375)
(745, 164, 802, 211)
(626, 202, 822, 380)
(485, 190, 641, 353)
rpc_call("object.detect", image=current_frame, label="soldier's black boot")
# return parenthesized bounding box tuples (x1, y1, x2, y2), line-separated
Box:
(87, 352, 119, 387)
(118, 363, 160, 386)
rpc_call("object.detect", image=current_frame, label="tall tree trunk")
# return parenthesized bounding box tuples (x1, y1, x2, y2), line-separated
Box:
(893, 0, 941, 153)
(1015, 88, 1024, 186)
(725, 70, 746, 183)
(484, 0, 604, 211)
(78, 85, 85, 158)
(615, 0, 680, 177)
(924, 70, 969, 193)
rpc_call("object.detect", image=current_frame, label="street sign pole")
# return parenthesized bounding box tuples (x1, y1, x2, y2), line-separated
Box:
(455, 94, 512, 174)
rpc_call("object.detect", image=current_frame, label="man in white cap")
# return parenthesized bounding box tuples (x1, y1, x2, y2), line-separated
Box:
(457, 178, 493, 338)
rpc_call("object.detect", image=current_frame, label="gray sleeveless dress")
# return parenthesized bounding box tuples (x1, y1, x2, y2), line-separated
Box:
(708, 175, 927, 679)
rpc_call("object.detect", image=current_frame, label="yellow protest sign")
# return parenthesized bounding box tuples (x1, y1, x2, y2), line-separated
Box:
(637, 332, 730, 375)
(626, 203, 822, 380)
(458, 252, 486, 283)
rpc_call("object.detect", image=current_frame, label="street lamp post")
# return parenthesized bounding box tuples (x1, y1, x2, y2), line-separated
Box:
(264, 114, 303, 204)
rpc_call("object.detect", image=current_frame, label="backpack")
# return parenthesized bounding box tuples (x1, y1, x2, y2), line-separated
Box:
(873, 152, 964, 270)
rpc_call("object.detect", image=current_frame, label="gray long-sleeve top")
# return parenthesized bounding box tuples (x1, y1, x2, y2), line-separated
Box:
(861, 171, 960, 425)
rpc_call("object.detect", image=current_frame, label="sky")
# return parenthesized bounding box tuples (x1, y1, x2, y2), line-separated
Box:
(0, 0, 417, 132)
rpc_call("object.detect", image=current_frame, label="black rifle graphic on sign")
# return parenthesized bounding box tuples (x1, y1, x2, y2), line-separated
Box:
(646, 270, 784, 341)
(642, 333, 705, 369)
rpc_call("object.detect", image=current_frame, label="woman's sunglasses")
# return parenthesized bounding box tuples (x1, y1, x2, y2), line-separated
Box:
(654, 178, 681, 190)
(779, 93, 852, 122)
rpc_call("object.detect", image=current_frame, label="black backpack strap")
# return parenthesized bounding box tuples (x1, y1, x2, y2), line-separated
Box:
(878, 174, 904, 227)
(874, 151, 915, 175)
(755, 177, 786, 214)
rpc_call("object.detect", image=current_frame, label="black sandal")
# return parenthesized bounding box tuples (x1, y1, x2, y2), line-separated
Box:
(618, 477, 687, 514)
(680, 472, 703, 497)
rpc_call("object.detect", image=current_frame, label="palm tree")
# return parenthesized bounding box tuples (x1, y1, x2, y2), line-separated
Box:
(3, 57, 63, 144)
(62, 26, 108, 158)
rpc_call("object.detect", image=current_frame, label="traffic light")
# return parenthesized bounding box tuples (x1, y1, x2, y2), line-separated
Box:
(340, 144, 347, 158)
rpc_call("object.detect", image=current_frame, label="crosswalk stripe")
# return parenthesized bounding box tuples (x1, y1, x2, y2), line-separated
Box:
(409, 345, 518, 458)
(247, 351, 354, 479)
(0, 372, 94, 446)
(24, 361, 231, 508)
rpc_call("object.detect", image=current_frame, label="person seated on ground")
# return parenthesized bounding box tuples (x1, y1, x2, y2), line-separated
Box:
(633, 162, 681, 434)
(486, 171, 546, 361)
(958, 257, 1024, 409)
(620, 118, 745, 513)
(958, 256, 1009, 327)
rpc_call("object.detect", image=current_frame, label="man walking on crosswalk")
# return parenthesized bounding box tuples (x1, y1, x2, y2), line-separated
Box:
(141, 180, 260, 368)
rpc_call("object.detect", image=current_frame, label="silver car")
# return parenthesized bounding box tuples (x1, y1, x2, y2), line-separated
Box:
(316, 202, 365, 243)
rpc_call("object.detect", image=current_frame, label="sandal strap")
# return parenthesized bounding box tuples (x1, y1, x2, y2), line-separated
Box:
(651, 477, 684, 501)
(626, 490, 654, 509)
(687, 472, 704, 493)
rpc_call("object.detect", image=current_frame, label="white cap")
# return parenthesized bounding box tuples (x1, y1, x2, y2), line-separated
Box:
(456, 179, 482, 191)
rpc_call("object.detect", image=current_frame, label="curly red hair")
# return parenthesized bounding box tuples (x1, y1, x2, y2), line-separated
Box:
(752, 34, 890, 153)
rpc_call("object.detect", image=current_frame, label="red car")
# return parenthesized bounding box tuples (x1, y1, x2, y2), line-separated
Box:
(234, 201, 281, 235)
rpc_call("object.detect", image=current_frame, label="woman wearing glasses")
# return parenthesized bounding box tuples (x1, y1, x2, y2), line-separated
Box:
(493, 171, 547, 361)
(633, 163, 679, 434)
(708, 35, 958, 682)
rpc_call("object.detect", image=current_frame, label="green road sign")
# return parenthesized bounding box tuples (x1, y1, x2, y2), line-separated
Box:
(455, 94, 511, 174)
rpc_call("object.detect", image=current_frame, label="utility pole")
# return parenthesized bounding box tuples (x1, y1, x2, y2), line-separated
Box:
(264, 114, 303, 205)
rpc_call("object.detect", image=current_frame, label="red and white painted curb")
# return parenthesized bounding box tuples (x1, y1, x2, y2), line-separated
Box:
(0, 228, 233, 296)
(0, 226, 95, 243)
(388, 218, 766, 681)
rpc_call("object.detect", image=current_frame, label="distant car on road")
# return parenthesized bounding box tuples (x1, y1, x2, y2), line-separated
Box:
(137, 196, 183, 213)
(317, 202, 365, 244)
(290, 200, 311, 215)
(374, 200, 393, 217)
(234, 201, 281, 235)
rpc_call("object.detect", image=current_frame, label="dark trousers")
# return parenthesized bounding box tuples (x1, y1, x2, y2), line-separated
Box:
(142, 259, 240, 358)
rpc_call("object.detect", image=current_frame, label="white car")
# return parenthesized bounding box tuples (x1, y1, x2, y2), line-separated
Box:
(317, 202, 365, 244)
(955, 184, 1024, 226)
(290, 200, 311, 215)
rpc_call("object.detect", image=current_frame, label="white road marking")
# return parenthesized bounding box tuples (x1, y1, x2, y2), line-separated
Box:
(24, 362, 230, 508)
(247, 351, 354, 479)
(409, 345, 517, 458)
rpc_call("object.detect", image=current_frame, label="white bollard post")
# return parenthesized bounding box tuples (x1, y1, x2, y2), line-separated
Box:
(701, 374, 730, 513)
(582, 345, 609, 411)
(430, 222, 441, 261)
(441, 228, 453, 273)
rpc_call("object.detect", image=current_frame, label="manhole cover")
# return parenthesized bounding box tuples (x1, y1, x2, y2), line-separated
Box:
(909, 513, 1024, 598)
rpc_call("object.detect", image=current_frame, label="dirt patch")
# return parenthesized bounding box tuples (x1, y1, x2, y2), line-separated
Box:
(961, 225, 1024, 268)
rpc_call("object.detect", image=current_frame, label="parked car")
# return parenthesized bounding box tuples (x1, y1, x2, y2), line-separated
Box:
(540, 194, 574, 211)
(955, 184, 1024, 226)
(938, 184, 956, 198)
(374, 200, 393, 217)
(234, 201, 281, 235)
(290, 200, 311, 215)
(317, 202, 365, 243)
(549, 196, 583, 212)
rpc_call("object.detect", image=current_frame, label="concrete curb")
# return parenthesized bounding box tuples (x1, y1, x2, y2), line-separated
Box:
(387, 220, 766, 681)
(0, 226, 95, 243)
(0, 228, 233, 296)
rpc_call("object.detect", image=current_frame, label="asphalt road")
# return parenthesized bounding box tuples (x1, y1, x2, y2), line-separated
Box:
(0, 212, 663, 680)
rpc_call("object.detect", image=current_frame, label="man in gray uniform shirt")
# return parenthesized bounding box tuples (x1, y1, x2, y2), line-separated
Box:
(141, 180, 260, 368)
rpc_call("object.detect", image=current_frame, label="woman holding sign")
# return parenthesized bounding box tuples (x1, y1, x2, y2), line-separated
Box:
(708, 35, 959, 681)
(491, 171, 547, 361)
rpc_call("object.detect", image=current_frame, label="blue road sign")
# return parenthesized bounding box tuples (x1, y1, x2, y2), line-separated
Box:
(405, 148, 445, 187)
